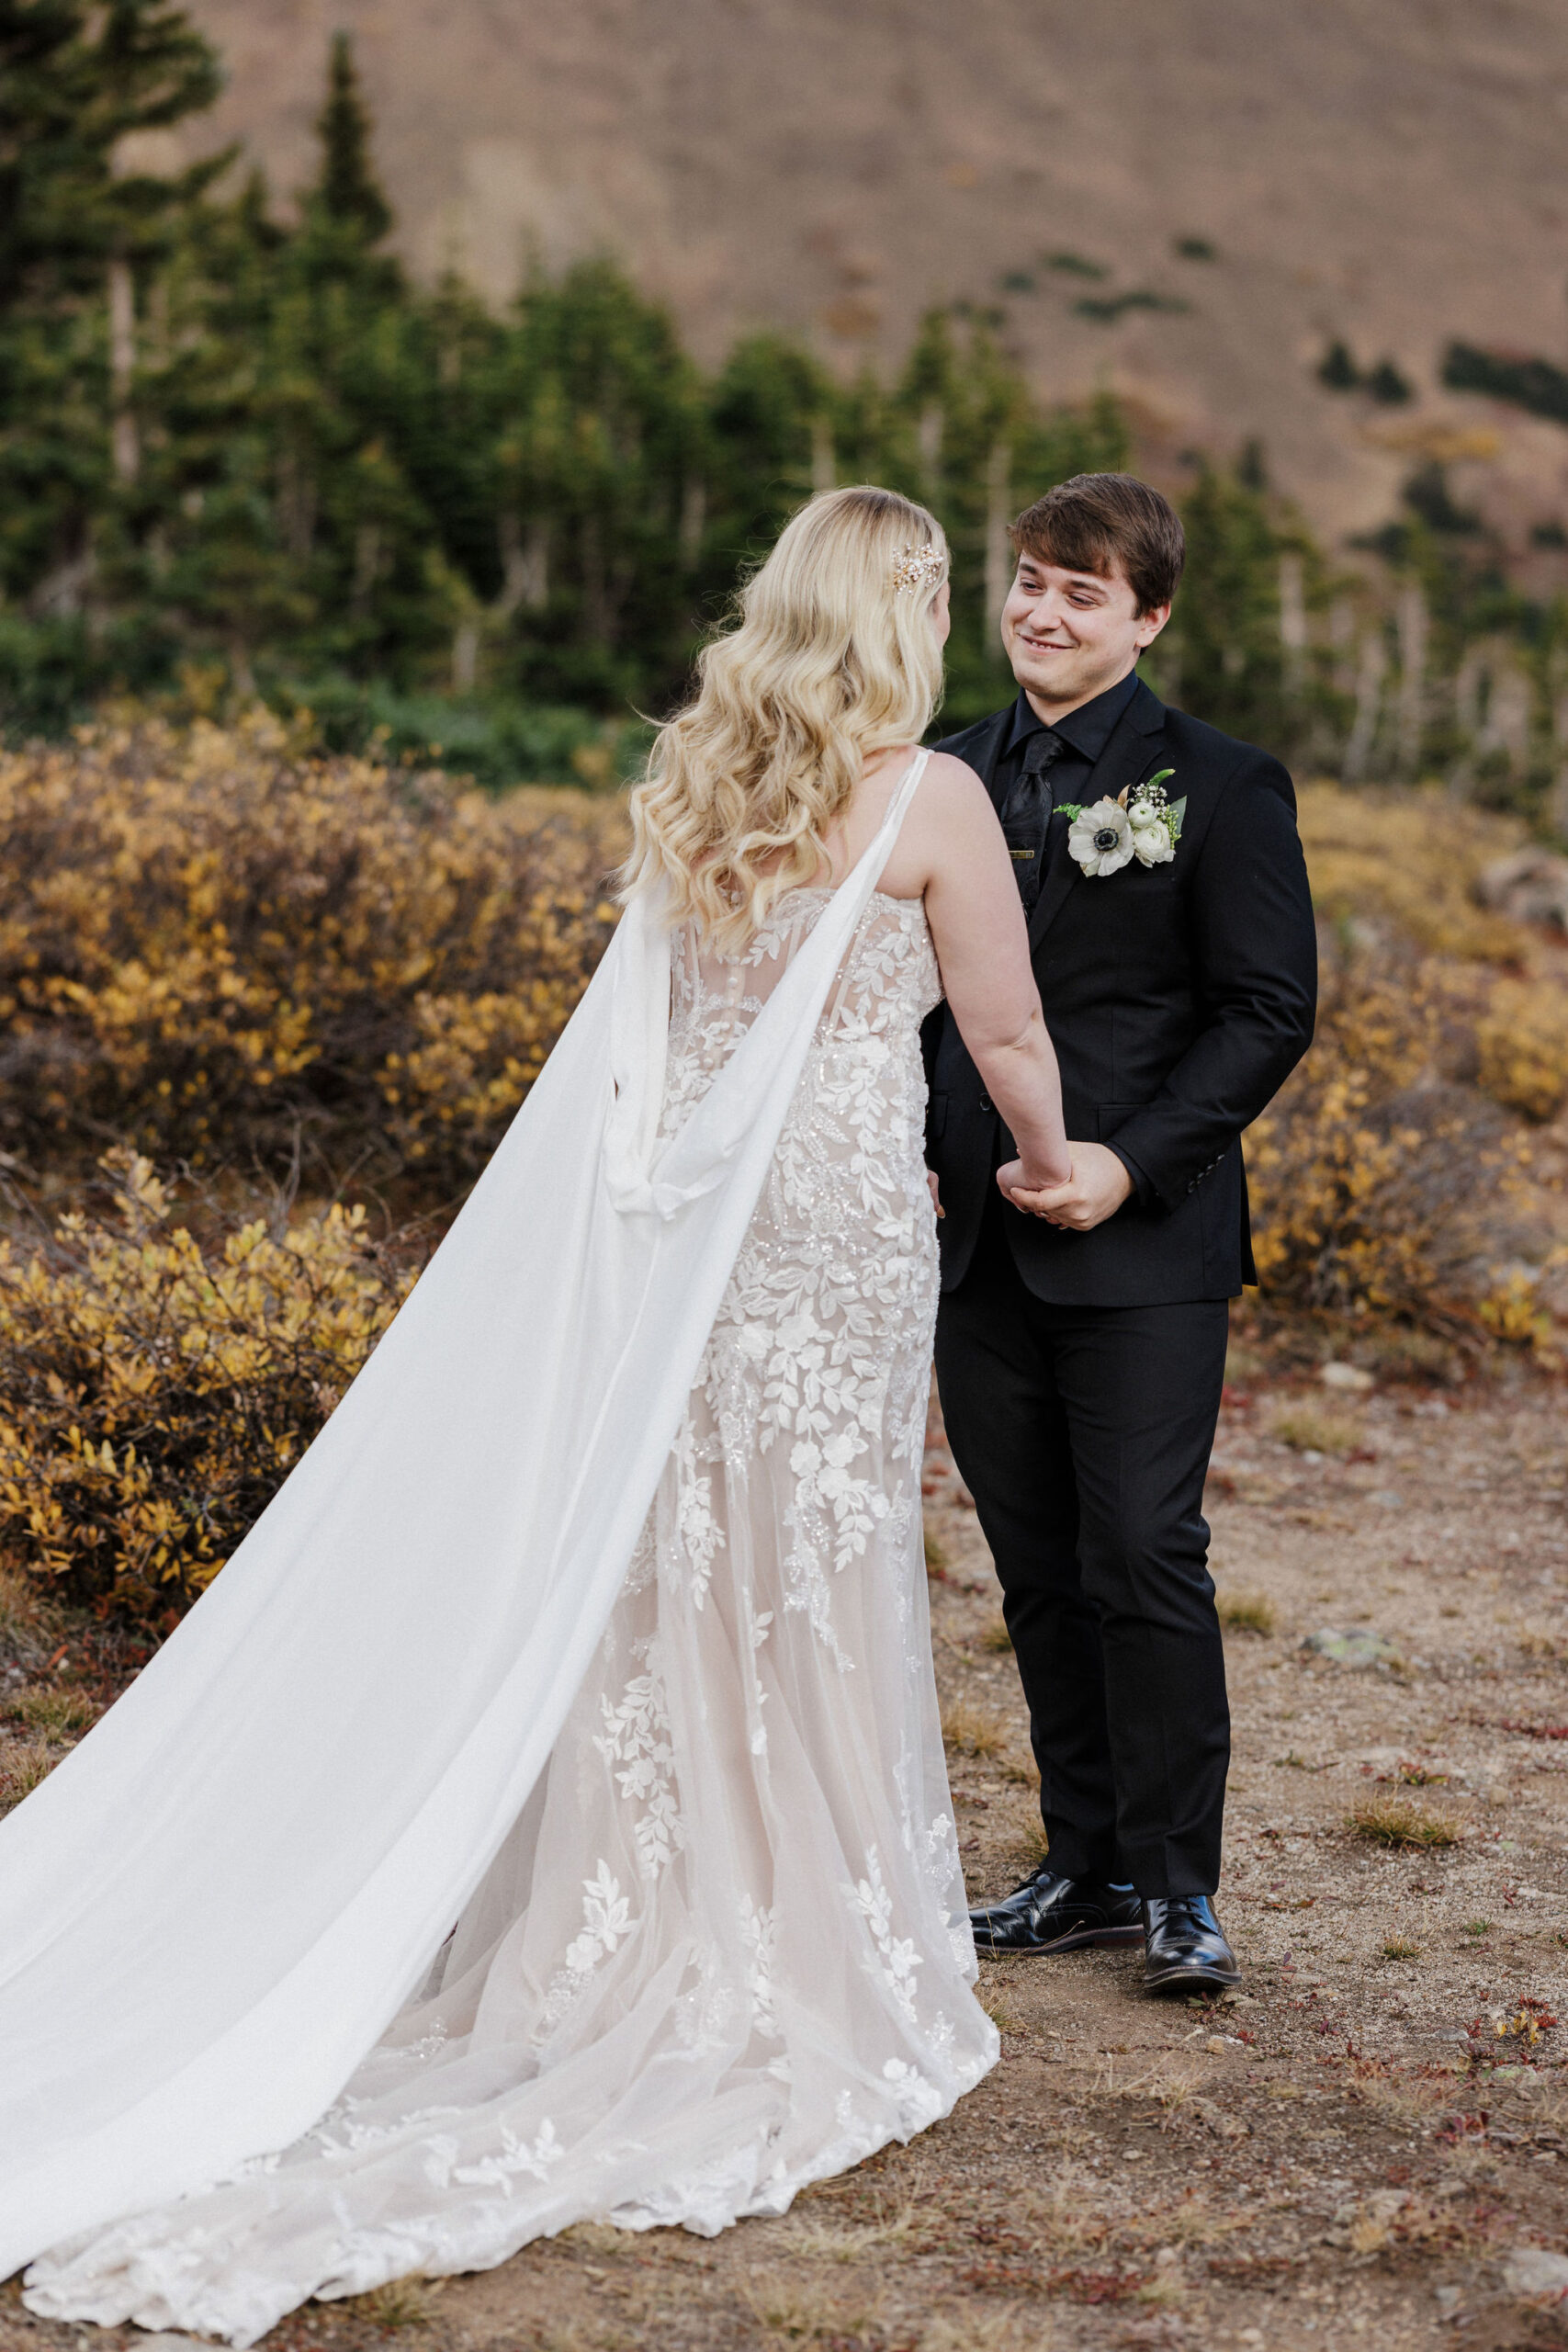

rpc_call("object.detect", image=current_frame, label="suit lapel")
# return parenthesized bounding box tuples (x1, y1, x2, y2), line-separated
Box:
(1027, 680, 1168, 951)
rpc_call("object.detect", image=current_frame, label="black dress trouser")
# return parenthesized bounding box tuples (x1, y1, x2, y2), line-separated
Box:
(933, 1193, 1231, 1897)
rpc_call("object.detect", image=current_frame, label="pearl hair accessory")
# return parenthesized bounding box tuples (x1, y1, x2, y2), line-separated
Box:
(891, 544, 946, 596)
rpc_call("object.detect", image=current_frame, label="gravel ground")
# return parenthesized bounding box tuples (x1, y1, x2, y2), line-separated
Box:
(4, 1364, 1567, 2351)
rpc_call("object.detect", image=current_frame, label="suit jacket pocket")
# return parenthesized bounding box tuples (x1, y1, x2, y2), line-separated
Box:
(1094, 1101, 1151, 1143)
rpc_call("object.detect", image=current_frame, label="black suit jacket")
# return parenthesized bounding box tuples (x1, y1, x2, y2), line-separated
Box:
(922, 677, 1318, 1306)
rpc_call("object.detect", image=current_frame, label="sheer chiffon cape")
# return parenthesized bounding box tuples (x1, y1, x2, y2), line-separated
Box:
(0, 753, 931, 2279)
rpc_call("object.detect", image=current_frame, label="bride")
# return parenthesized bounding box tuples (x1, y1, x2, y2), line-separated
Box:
(1, 485, 1070, 2345)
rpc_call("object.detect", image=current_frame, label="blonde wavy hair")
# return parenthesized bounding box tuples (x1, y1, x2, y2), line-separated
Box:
(622, 484, 948, 952)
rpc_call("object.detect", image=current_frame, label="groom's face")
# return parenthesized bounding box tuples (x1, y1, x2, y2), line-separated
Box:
(1000, 552, 1170, 718)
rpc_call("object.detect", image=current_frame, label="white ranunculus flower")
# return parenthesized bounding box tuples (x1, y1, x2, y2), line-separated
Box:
(1068, 797, 1134, 878)
(1131, 815, 1174, 867)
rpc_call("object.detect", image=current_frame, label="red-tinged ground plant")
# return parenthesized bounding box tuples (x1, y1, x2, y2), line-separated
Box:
(0, 1153, 414, 1625)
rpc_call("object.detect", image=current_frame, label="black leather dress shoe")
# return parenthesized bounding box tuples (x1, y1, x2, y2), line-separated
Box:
(968, 1867, 1144, 1955)
(1141, 1895, 1240, 1994)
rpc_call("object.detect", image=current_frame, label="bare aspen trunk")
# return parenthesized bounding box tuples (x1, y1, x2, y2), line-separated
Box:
(1550, 688, 1568, 839)
(451, 620, 479, 695)
(108, 258, 139, 485)
(1342, 629, 1386, 783)
(984, 443, 1012, 640)
(1395, 582, 1428, 778)
(811, 418, 835, 497)
(498, 514, 548, 615)
(351, 525, 382, 621)
(678, 479, 706, 569)
(917, 401, 942, 482)
(1278, 553, 1308, 700)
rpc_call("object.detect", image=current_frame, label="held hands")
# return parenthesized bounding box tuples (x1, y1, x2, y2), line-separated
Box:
(997, 1141, 1133, 1232)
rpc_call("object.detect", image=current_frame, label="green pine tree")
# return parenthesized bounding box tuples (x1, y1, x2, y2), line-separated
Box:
(312, 31, 391, 243)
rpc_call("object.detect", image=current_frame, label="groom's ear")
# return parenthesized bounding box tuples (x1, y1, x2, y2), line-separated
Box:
(1135, 600, 1172, 651)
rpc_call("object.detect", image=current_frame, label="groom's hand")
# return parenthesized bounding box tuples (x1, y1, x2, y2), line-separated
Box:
(1002, 1142, 1132, 1231)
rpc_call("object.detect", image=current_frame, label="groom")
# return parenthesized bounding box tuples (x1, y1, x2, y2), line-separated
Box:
(925, 472, 1316, 1995)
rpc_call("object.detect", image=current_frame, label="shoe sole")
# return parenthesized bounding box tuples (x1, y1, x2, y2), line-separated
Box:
(972, 1924, 1145, 1956)
(1143, 1961, 1242, 1995)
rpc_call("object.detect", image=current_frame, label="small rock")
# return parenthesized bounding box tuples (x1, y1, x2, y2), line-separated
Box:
(1503, 2245, 1568, 2301)
(1303, 1627, 1403, 1670)
(1434, 2283, 1461, 2310)
(1320, 1361, 1374, 1392)
(1205, 2034, 1228, 2054)
(1477, 848, 1568, 933)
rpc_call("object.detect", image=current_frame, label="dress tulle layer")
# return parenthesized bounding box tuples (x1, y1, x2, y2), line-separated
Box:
(17, 769, 994, 2345)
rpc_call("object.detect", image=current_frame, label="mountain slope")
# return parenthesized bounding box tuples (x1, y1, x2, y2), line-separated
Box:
(159, 0, 1568, 548)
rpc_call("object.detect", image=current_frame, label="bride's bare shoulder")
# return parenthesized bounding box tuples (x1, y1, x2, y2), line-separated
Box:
(906, 751, 997, 842)
(919, 750, 991, 802)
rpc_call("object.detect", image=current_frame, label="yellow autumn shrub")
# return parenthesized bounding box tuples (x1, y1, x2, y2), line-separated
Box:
(0, 715, 626, 1196)
(1295, 782, 1531, 963)
(1247, 785, 1568, 1342)
(1246, 952, 1531, 1325)
(1471, 975, 1568, 1125)
(0, 1153, 413, 1624)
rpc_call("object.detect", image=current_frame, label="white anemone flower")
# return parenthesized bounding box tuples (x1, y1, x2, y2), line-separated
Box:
(1068, 797, 1134, 877)
(1130, 814, 1175, 867)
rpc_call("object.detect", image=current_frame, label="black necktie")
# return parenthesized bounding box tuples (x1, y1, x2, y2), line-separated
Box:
(999, 729, 1064, 913)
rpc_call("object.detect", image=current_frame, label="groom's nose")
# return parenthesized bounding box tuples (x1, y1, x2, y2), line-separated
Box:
(1021, 585, 1076, 637)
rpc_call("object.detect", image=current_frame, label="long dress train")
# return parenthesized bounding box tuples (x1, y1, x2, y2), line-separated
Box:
(6, 752, 996, 2342)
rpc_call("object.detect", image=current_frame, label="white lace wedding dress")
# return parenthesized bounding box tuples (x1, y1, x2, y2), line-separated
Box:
(10, 754, 995, 2344)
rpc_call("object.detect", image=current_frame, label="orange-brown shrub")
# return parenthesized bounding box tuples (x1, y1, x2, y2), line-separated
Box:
(0, 1153, 414, 1623)
(0, 717, 626, 1197)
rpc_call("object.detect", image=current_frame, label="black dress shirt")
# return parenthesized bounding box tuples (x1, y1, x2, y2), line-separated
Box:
(988, 671, 1143, 890)
(986, 669, 1152, 1196)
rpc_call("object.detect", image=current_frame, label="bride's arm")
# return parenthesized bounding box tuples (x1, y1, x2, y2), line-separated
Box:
(911, 753, 1071, 1190)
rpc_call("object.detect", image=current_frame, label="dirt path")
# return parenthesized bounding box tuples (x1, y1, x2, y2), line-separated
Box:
(5, 1370, 1568, 2351)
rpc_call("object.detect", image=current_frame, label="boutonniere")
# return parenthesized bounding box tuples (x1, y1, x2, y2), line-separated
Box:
(1057, 771, 1186, 879)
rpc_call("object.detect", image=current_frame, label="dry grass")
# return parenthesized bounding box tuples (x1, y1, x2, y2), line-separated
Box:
(1348, 1792, 1462, 1849)
(0, 1564, 51, 1650)
(1355, 2070, 1468, 2126)
(979, 1611, 1014, 1653)
(940, 1698, 1009, 1759)
(6, 1686, 94, 1739)
(739, 2270, 880, 2340)
(920, 2316, 1057, 2352)
(1217, 1589, 1278, 1635)
(977, 1988, 1027, 2034)
(783, 2202, 921, 2264)
(555, 2222, 626, 2257)
(1266, 1402, 1362, 1455)
(1380, 1935, 1421, 1959)
(922, 1526, 949, 1574)
(0, 1740, 54, 1814)
(1020, 2172, 1116, 2258)
(347, 2281, 434, 2331)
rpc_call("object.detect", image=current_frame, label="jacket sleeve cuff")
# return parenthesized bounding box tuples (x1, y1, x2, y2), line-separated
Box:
(1106, 1143, 1159, 1210)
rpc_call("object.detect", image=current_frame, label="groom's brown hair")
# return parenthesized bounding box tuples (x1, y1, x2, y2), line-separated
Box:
(1010, 473, 1184, 616)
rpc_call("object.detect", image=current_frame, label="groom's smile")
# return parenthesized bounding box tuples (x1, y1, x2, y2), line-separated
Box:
(1000, 551, 1170, 723)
